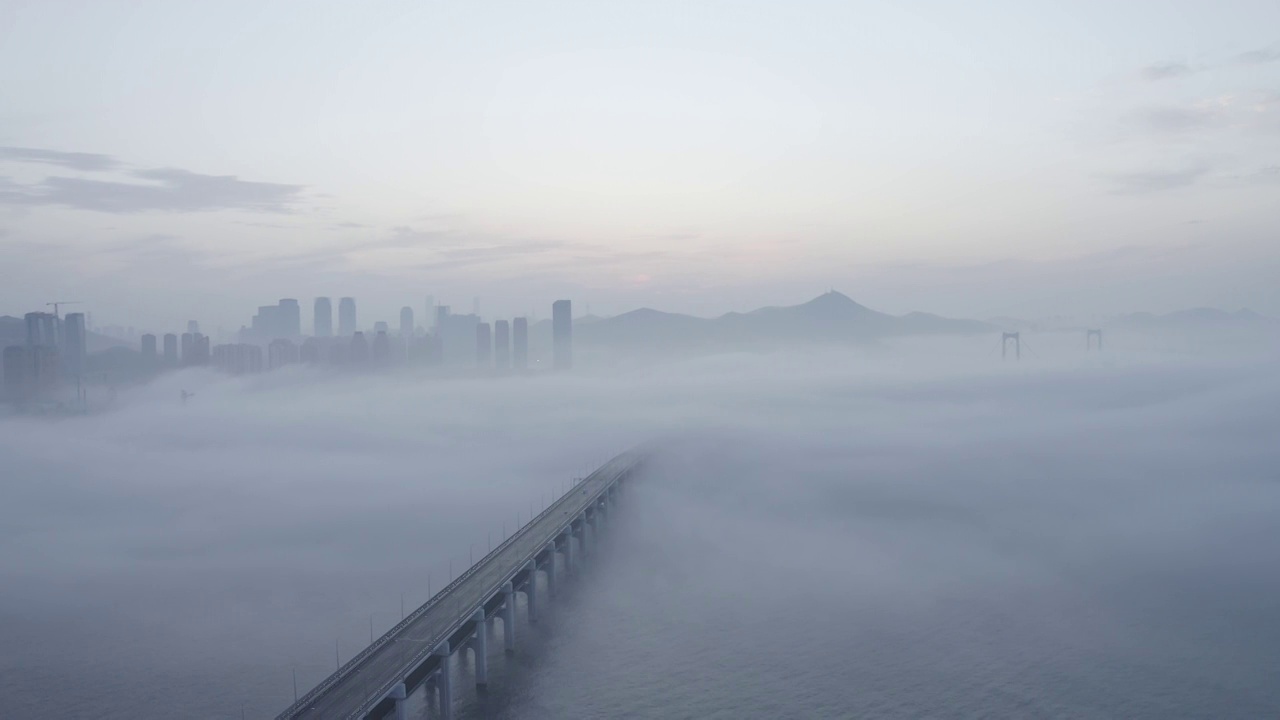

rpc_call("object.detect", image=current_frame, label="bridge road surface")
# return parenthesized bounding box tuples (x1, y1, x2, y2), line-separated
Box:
(280, 452, 638, 720)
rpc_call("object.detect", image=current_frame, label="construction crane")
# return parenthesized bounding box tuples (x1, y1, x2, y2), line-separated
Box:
(46, 300, 84, 318)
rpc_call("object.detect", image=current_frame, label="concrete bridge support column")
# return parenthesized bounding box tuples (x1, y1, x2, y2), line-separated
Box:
(433, 642, 453, 720)
(389, 682, 407, 720)
(470, 609, 488, 689)
(563, 531, 575, 574)
(502, 581, 516, 653)
(525, 561, 538, 624)
(544, 542, 558, 598)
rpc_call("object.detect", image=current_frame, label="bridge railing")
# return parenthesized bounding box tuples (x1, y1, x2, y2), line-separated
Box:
(276, 450, 642, 720)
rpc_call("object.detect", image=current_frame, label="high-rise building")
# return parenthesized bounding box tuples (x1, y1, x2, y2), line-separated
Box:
(62, 312, 86, 378)
(268, 338, 299, 369)
(372, 330, 390, 365)
(30, 346, 59, 394)
(251, 305, 280, 338)
(438, 311, 478, 366)
(338, 297, 357, 337)
(374, 321, 389, 334)
(513, 317, 528, 371)
(278, 299, 301, 337)
(180, 333, 195, 366)
(199, 334, 212, 365)
(163, 333, 178, 366)
(314, 297, 333, 337)
(399, 306, 414, 337)
(425, 295, 435, 331)
(552, 299, 572, 371)
(476, 322, 492, 368)
(141, 334, 158, 364)
(212, 343, 263, 374)
(187, 320, 200, 335)
(3, 346, 29, 400)
(435, 305, 450, 332)
(300, 338, 320, 364)
(25, 312, 58, 348)
(350, 331, 369, 363)
(494, 320, 510, 371)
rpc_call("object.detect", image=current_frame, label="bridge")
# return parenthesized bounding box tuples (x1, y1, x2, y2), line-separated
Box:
(276, 449, 647, 720)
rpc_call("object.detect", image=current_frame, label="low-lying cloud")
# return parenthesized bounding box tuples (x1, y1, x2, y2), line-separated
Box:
(1, 339, 1278, 717)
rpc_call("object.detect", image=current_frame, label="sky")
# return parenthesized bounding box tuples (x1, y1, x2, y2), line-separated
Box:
(1, 0, 1279, 330)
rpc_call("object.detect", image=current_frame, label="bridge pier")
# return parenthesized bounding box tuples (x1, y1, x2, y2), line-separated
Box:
(433, 642, 453, 720)
(563, 530, 575, 574)
(525, 560, 538, 624)
(388, 682, 407, 720)
(544, 542, 558, 599)
(502, 581, 516, 653)
(470, 609, 488, 689)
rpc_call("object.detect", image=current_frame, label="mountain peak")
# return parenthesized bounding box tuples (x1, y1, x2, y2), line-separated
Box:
(793, 290, 875, 316)
(805, 290, 856, 306)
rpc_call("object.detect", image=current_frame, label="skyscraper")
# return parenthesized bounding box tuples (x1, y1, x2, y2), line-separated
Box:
(399, 306, 414, 337)
(181, 333, 195, 366)
(300, 337, 320, 364)
(476, 322, 492, 368)
(268, 338, 299, 369)
(372, 330, 390, 365)
(513, 317, 528, 371)
(24, 312, 58, 348)
(278, 299, 301, 337)
(195, 333, 210, 365)
(163, 333, 178, 366)
(494, 320, 510, 371)
(3, 346, 29, 401)
(141, 334, 158, 364)
(251, 305, 280, 339)
(350, 331, 369, 363)
(552, 300, 572, 371)
(31, 346, 59, 394)
(338, 297, 357, 337)
(314, 297, 333, 337)
(62, 312, 86, 378)
(187, 320, 200, 335)
(425, 295, 435, 331)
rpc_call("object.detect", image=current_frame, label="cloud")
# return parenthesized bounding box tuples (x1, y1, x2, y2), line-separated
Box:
(0, 146, 121, 172)
(1140, 62, 1194, 81)
(0, 167, 304, 213)
(1134, 105, 1220, 133)
(1103, 163, 1211, 193)
(1228, 165, 1280, 186)
(1237, 46, 1280, 65)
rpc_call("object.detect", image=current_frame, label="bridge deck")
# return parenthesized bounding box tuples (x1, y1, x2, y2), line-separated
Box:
(278, 452, 639, 720)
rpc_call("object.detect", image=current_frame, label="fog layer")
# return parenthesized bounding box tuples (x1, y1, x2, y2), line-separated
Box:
(2, 340, 1278, 718)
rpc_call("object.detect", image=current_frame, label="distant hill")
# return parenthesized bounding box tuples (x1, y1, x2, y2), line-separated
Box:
(575, 291, 992, 355)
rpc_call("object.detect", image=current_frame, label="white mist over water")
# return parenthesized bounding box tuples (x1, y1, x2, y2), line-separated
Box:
(2, 338, 1278, 718)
